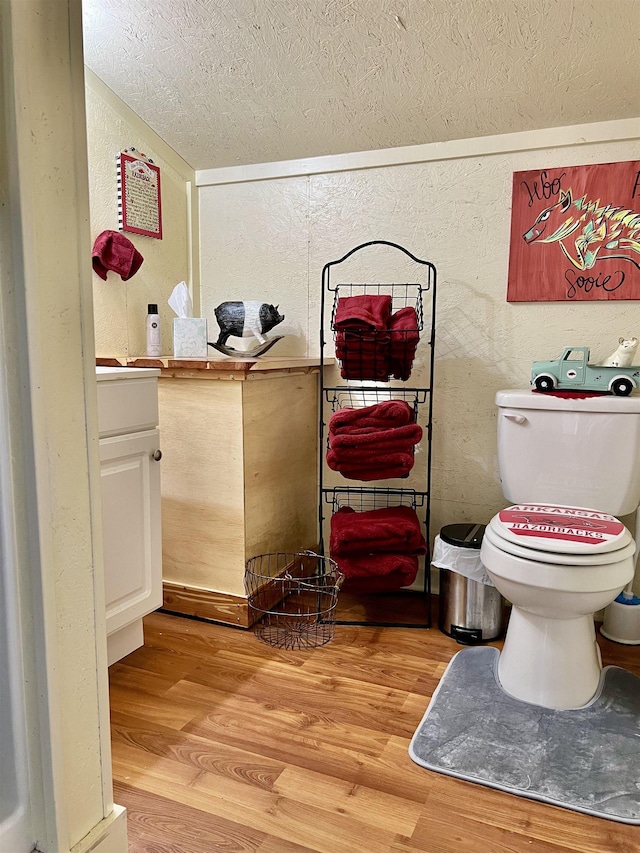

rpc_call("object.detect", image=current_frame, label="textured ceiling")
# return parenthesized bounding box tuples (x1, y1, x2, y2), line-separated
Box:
(82, 0, 640, 170)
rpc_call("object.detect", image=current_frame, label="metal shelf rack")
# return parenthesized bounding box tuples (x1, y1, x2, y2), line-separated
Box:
(318, 240, 437, 627)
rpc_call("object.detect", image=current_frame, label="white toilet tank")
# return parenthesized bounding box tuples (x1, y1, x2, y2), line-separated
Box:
(496, 389, 640, 516)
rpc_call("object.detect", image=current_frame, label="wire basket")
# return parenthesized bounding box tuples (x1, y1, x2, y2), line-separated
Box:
(324, 385, 427, 413)
(330, 282, 425, 330)
(330, 284, 424, 382)
(245, 551, 344, 650)
(323, 485, 427, 513)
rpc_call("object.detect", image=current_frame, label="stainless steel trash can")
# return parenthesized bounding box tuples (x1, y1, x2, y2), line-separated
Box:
(436, 523, 506, 645)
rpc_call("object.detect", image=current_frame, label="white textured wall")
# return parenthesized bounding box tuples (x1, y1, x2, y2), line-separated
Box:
(199, 131, 640, 546)
(85, 74, 194, 358)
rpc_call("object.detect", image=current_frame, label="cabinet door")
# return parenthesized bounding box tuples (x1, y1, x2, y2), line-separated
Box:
(100, 429, 162, 635)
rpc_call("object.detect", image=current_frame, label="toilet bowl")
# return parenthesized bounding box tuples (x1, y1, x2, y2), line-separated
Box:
(481, 503, 635, 709)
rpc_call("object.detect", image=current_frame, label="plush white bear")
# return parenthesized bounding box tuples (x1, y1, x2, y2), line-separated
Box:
(601, 336, 639, 367)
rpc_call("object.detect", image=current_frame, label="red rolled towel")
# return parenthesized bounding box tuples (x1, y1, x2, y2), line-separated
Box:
(330, 505, 427, 556)
(334, 294, 392, 330)
(329, 400, 414, 434)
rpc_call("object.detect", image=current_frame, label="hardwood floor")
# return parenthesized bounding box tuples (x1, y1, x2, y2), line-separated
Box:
(109, 608, 640, 853)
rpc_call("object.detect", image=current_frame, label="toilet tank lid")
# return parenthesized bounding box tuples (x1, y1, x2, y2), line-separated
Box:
(496, 389, 640, 413)
(489, 504, 633, 555)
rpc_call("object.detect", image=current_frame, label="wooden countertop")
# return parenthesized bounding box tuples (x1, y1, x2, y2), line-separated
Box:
(96, 355, 332, 379)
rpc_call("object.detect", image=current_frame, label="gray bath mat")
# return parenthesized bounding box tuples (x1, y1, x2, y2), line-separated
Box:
(409, 646, 640, 823)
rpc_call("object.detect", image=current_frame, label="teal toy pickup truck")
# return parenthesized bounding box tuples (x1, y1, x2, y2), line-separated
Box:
(531, 347, 640, 396)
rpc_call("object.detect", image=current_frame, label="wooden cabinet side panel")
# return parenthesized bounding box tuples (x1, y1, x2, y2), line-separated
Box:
(242, 373, 319, 561)
(159, 379, 246, 595)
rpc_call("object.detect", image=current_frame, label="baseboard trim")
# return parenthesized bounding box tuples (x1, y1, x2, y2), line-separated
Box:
(162, 582, 250, 628)
(70, 804, 127, 853)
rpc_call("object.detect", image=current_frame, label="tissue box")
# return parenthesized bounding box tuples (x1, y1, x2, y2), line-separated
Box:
(173, 318, 208, 357)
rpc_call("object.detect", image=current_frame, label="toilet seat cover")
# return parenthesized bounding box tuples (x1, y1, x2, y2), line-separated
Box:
(490, 504, 631, 555)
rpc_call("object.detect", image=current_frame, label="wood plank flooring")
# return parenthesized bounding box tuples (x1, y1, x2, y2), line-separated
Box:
(109, 609, 640, 853)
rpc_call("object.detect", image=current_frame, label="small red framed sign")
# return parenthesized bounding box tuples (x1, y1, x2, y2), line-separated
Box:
(117, 150, 163, 239)
(507, 160, 640, 302)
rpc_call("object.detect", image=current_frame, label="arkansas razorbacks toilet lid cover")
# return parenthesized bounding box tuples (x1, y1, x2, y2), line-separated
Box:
(490, 504, 632, 555)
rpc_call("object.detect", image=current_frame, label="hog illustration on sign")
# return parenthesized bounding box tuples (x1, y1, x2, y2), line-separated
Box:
(523, 189, 640, 272)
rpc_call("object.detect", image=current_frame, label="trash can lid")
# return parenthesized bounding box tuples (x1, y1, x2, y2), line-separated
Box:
(440, 523, 486, 549)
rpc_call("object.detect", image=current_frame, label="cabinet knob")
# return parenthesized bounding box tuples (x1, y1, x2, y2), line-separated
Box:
(152, 449, 163, 461)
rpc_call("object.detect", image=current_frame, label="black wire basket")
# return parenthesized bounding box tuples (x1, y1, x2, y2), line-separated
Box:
(245, 551, 344, 650)
(330, 283, 425, 382)
(324, 385, 428, 414)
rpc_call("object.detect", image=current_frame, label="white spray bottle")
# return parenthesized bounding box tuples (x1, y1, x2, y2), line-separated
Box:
(146, 303, 161, 356)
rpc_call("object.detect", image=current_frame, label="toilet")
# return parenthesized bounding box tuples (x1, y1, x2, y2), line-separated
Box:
(480, 389, 640, 710)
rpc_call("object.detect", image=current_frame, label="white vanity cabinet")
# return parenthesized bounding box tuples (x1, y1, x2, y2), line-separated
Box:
(96, 366, 162, 665)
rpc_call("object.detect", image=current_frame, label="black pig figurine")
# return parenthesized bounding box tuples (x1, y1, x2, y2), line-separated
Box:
(214, 301, 285, 347)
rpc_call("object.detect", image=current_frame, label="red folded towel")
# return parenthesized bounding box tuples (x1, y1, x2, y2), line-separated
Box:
(332, 468, 411, 481)
(334, 295, 392, 330)
(335, 328, 391, 380)
(330, 422, 423, 451)
(335, 349, 389, 364)
(326, 450, 415, 480)
(335, 551, 419, 579)
(330, 426, 414, 439)
(390, 364, 416, 381)
(341, 571, 418, 594)
(335, 343, 389, 361)
(327, 443, 416, 462)
(92, 230, 144, 281)
(335, 328, 389, 344)
(339, 363, 391, 381)
(389, 307, 420, 380)
(329, 400, 414, 433)
(335, 341, 385, 356)
(337, 554, 418, 592)
(328, 442, 416, 461)
(335, 351, 388, 364)
(330, 505, 427, 556)
(329, 467, 412, 481)
(389, 307, 420, 348)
